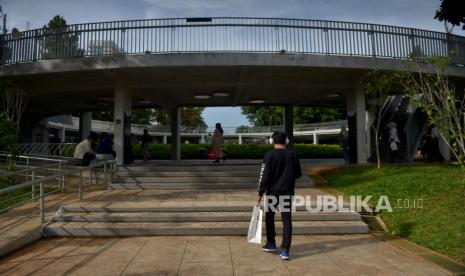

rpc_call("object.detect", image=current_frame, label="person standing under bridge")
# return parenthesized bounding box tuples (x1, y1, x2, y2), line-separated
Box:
(141, 129, 152, 163)
(257, 131, 302, 260)
(211, 123, 225, 163)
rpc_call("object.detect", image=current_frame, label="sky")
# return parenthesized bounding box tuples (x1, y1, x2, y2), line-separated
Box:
(1, 0, 463, 127)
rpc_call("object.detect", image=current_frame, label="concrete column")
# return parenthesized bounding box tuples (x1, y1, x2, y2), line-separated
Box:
(313, 131, 318, 144)
(114, 80, 132, 165)
(79, 111, 92, 140)
(238, 134, 243, 145)
(284, 106, 294, 145)
(200, 134, 206, 144)
(347, 87, 368, 164)
(170, 107, 181, 160)
(58, 127, 66, 143)
(163, 135, 168, 144)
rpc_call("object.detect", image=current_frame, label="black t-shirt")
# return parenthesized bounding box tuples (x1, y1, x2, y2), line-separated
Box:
(257, 148, 302, 196)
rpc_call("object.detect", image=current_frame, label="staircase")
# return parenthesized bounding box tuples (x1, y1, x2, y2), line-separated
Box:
(43, 161, 369, 236)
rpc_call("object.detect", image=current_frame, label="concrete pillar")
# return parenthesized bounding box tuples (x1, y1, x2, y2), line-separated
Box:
(163, 135, 168, 144)
(313, 131, 318, 144)
(114, 80, 132, 165)
(238, 134, 243, 145)
(284, 106, 294, 145)
(200, 134, 206, 144)
(58, 127, 66, 143)
(170, 107, 181, 160)
(347, 87, 368, 164)
(79, 111, 92, 140)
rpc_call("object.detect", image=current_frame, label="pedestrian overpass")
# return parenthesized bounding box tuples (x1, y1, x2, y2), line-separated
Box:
(1, 17, 465, 164)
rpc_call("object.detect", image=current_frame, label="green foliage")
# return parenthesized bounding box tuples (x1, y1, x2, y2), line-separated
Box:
(324, 164, 465, 264)
(92, 107, 207, 130)
(435, 0, 465, 31)
(241, 106, 343, 126)
(0, 80, 27, 169)
(131, 143, 342, 159)
(41, 15, 83, 59)
(361, 70, 398, 169)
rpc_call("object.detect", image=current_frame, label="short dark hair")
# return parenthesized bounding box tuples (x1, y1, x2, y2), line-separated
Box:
(88, 131, 98, 141)
(271, 131, 287, 145)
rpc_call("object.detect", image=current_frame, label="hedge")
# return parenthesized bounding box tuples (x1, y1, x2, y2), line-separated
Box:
(133, 143, 342, 159)
(61, 143, 342, 159)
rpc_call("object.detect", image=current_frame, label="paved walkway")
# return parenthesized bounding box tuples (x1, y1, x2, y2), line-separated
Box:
(0, 234, 449, 275)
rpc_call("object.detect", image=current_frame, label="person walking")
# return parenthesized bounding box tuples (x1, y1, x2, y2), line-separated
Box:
(257, 131, 302, 260)
(211, 123, 225, 163)
(425, 123, 444, 162)
(387, 121, 400, 163)
(141, 129, 152, 163)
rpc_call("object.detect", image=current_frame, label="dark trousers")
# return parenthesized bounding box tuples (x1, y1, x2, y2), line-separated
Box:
(265, 194, 292, 250)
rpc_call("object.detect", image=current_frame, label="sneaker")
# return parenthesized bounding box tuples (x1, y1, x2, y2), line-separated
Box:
(262, 243, 277, 252)
(280, 249, 290, 260)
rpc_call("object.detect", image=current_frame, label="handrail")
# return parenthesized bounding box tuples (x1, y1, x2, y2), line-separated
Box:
(0, 159, 116, 195)
(0, 153, 68, 163)
(1, 17, 464, 65)
(0, 158, 117, 222)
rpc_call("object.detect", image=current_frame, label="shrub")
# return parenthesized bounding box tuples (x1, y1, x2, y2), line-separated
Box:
(61, 143, 342, 159)
(132, 143, 342, 159)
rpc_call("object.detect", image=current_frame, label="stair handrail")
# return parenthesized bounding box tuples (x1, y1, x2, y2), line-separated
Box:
(0, 158, 117, 222)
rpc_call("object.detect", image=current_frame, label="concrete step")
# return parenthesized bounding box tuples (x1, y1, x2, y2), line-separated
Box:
(43, 220, 369, 236)
(111, 176, 310, 184)
(118, 165, 263, 173)
(61, 205, 354, 213)
(54, 211, 361, 222)
(116, 171, 262, 177)
(108, 182, 314, 190)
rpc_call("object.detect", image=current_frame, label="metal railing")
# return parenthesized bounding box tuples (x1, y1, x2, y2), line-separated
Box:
(19, 143, 76, 157)
(0, 155, 117, 222)
(1, 17, 464, 65)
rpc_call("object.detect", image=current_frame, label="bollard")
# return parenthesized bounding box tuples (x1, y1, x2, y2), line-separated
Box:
(79, 170, 83, 200)
(31, 170, 36, 201)
(39, 182, 45, 223)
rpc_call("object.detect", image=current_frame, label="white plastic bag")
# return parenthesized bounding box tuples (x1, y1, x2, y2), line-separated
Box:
(247, 205, 263, 244)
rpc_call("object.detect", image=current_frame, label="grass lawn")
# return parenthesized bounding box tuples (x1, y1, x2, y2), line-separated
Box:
(322, 164, 465, 264)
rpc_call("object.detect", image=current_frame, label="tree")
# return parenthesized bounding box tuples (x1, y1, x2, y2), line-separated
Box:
(398, 57, 465, 170)
(0, 81, 28, 169)
(92, 107, 207, 131)
(40, 15, 83, 59)
(435, 0, 465, 33)
(361, 70, 397, 169)
(241, 106, 344, 126)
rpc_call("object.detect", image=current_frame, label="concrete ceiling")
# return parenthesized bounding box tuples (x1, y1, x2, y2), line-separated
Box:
(3, 53, 464, 116)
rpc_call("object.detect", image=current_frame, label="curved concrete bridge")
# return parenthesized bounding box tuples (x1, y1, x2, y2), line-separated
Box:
(1, 17, 465, 164)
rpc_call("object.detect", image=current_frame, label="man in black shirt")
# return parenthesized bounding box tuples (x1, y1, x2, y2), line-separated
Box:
(257, 131, 302, 260)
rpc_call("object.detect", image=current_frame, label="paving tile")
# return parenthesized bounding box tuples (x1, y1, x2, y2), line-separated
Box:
(122, 261, 179, 276)
(284, 259, 347, 275)
(3, 259, 52, 275)
(133, 236, 188, 262)
(91, 237, 149, 263)
(68, 261, 129, 276)
(233, 261, 290, 276)
(0, 262, 21, 274)
(178, 261, 233, 276)
(229, 236, 281, 264)
(182, 237, 230, 263)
